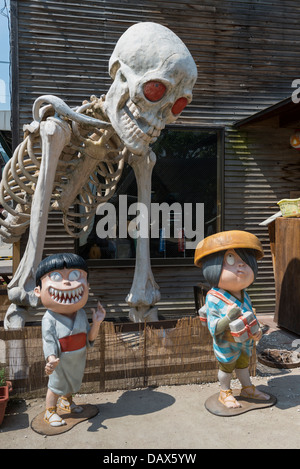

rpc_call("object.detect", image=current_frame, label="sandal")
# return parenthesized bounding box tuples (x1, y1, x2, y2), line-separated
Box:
(240, 385, 270, 400)
(218, 389, 242, 409)
(43, 407, 66, 427)
(58, 396, 83, 414)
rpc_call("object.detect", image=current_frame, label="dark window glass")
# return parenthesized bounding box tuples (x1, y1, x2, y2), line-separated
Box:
(79, 128, 221, 261)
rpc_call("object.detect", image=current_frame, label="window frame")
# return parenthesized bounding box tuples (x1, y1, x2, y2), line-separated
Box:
(79, 125, 224, 268)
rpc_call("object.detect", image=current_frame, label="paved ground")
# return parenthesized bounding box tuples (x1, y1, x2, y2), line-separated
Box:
(1, 315, 300, 451)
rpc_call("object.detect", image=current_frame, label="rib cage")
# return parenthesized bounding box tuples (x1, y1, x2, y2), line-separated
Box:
(0, 97, 126, 242)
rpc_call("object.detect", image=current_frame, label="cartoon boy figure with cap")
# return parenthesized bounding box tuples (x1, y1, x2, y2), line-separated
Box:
(34, 253, 106, 427)
(194, 230, 270, 409)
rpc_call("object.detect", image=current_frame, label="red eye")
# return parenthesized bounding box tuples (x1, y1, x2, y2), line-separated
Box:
(172, 97, 188, 115)
(143, 81, 166, 102)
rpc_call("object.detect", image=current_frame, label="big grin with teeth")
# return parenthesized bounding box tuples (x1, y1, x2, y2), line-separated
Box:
(49, 285, 84, 305)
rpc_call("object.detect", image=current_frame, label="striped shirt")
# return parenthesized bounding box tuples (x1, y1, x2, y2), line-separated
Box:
(206, 287, 257, 363)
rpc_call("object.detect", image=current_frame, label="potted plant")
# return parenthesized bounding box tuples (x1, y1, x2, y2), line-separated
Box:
(0, 367, 12, 426)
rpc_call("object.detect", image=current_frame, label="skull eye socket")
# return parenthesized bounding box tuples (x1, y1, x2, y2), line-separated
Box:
(172, 97, 188, 115)
(143, 81, 166, 102)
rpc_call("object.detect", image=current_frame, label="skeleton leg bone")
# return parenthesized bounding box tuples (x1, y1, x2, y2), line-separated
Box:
(126, 150, 160, 322)
(4, 117, 71, 329)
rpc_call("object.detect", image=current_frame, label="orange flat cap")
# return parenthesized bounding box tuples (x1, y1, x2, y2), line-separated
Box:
(194, 230, 264, 267)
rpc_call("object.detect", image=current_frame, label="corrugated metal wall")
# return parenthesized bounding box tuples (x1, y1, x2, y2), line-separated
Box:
(11, 0, 300, 316)
(224, 126, 300, 312)
(13, 0, 300, 134)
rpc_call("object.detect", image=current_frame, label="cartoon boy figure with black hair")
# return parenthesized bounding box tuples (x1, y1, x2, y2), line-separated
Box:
(34, 253, 106, 427)
(194, 231, 270, 409)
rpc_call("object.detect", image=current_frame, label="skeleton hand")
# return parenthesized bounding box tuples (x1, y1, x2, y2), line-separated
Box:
(82, 127, 118, 161)
(82, 134, 108, 159)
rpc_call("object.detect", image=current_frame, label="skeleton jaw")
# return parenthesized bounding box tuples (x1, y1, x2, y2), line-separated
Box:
(49, 286, 84, 305)
(119, 99, 163, 154)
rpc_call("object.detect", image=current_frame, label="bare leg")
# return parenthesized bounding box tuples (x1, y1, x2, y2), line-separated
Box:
(57, 393, 83, 413)
(44, 388, 66, 427)
(218, 370, 242, 408)
(236, 367, 270, 400)
(45, 388, 59, 409)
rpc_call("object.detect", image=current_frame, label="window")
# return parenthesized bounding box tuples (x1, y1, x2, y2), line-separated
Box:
(79, 127, 222, 262)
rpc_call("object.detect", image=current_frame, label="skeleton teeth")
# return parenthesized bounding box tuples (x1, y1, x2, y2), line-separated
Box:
(128, 101, 137, 114)
(132, 127, 144, 138)
(121, 100, 163, 146)
(128, 100, 141, 120)
(130, 105, 140, 119)
(121, 112, 151, 143)
(124, 114, 132, 123)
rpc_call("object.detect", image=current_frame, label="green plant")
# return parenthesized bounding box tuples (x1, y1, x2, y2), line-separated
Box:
(0, 368, 6, 387)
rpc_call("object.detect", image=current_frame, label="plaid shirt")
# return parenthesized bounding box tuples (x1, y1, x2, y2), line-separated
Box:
(206, 287, 257, 364)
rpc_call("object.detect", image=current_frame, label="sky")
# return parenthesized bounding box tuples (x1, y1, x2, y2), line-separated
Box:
(0, 0, 10, 111)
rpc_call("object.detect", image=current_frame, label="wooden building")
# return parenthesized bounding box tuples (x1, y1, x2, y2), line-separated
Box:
(8, 0, 300, 321)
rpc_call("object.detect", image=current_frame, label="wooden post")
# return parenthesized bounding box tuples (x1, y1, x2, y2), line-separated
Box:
(8, 241, 28, 385)
(99, 324, 106, 392)
(143, 322, 147, 388)
(12, 240, 21, 274)
(273, 217, 300, 333)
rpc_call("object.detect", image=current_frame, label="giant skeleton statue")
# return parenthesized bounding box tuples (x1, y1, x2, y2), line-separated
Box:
(1, 22, 197, 330)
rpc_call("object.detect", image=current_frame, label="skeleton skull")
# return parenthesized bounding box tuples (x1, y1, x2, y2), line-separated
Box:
(104, 22, 198, 156)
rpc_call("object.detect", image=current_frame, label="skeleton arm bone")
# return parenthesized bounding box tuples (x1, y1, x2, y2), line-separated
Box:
(4, 117, 71, 329)
(126, 150, 161, 322)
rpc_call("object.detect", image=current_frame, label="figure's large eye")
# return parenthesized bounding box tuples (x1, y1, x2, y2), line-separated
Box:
(225, 253, 236, 266)
(143, 81, 166, 102)
(172, 97, 188, 115)
(69, 270, 81, 281)
(49, 271, 63, 282)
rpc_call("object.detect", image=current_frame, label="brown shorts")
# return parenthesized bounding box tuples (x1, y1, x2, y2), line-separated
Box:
(218, 351, 249, 373)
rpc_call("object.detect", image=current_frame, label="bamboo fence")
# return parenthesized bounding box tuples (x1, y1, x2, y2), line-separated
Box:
(0, 318, 256, 398)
